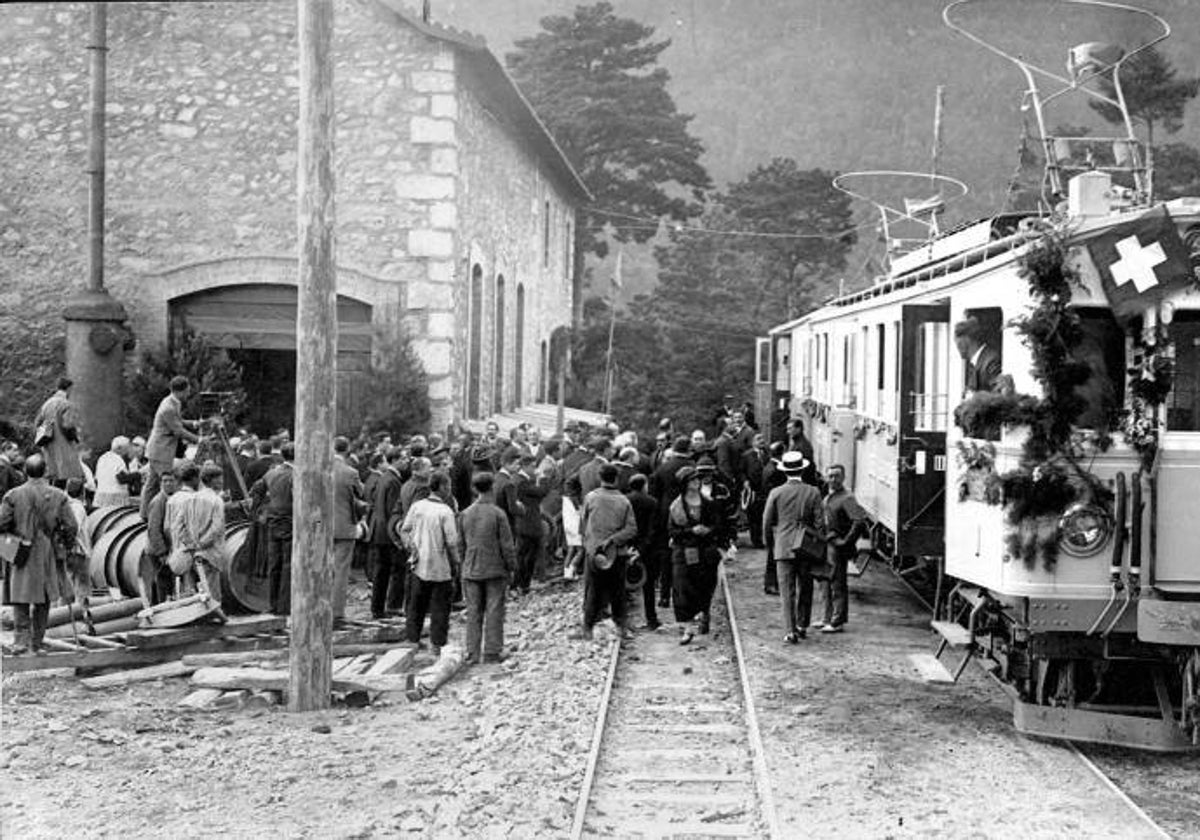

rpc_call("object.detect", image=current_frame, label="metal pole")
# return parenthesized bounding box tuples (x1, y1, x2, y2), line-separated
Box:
(87, 3, 108, 292)
(290, 0, 337, 712)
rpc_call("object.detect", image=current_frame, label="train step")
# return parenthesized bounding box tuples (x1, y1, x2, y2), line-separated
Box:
(930, 620, 973, 647)
(908, 652, 956, 684)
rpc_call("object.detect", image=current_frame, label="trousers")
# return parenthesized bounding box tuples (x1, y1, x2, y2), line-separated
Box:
(332, 540, 356, 620)
(369, 544, 406, 616)
(463, 577, 507, 658)
(406, 576, 451, 647)
(640, 546, 661, 626)
(514, 533, 542, 593)
(777, 559, 814, 633)
(583, 554, 628, 630)
(267, 537, 292, 615)
(819, 551, 849, 627)
(12, 602, 50, 650)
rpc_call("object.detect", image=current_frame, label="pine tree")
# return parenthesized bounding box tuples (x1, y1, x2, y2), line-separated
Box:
(1089, 47, 1199, 150)
(506, 2, 711, 262)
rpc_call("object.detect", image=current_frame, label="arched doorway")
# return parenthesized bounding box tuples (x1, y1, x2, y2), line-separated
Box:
(168, 284, 371, 435)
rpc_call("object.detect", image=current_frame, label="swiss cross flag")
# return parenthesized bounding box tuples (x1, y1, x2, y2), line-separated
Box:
(1086, 206, 1194, 324)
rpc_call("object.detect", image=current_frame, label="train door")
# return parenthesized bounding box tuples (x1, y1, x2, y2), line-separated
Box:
(897, 303, 950, 558)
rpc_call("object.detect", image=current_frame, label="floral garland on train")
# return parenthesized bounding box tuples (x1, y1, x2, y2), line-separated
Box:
(953, 230, 1114, 569)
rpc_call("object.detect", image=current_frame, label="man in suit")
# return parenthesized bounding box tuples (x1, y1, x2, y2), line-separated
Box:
(141, 376, 201, 520)
(368, 447, 405, 618)
(0, 454, 77, 654)
(955, 316, 1002, 395)
(332, 436, 366, 626)
(762, 451, 825, 644)
(33, 376, 83, 487)
(250, 444, 295, 615)
(740, 432, 768, 549)
(513, 452, 547, 593)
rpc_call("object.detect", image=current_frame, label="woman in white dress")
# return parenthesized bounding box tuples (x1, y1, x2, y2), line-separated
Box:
(93, 436, 132, 508)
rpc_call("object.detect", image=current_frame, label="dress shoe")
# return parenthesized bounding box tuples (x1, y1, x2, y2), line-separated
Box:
(764, 587, 779, 596)
(642, 620, 662, 631)
(678, 629, 694, 645)
(820, 623, 844, 633)
(784, 632, 800, 644)
(794, 627, 807, 639)
(482, 652, 507, 664)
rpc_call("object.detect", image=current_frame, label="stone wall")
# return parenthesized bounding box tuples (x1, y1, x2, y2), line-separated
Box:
(1, 0, 577, 433)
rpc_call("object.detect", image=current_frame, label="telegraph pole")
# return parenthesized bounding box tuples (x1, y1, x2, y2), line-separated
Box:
(290, 0, 338, 712)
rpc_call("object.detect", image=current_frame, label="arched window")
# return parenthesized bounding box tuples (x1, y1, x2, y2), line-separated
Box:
(467, 264, 483, 419)
(494, 274, 505, 414)
(515, 284, 526, 407)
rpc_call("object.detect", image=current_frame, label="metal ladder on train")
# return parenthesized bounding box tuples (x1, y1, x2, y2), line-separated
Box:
(929, 583, 988, 682)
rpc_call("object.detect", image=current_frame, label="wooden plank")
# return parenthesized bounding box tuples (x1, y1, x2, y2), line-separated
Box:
(81, 661, 195, 690)
(76, 635, 126, 650)
(180, 642, 412, 669)
(364, 646, 416, 676)
(333, 654, 376, 677)
(123, 615, 287, 649)
(190, 666, 414, 695)
(5, 633, 287, 674)
(908, 652, 956, 684)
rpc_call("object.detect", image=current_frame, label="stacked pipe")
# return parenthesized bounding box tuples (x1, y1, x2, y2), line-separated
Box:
(45, 597, 145, 639)
(85, 506, 268, 614)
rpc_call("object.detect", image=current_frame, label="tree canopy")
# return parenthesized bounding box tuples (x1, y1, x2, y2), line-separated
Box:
(506, 2, 711, 259)
(1089, 46, 1199, 146)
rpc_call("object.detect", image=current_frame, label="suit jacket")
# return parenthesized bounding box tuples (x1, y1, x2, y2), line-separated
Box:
(244, 455, 276, 489)
(740, 447, 766, 492)
(459, 498, 516, 580)
(250, 462, 294, 540)
(966, 344, 1002, 393)
(369, 468, 403, 546)
(762, 479, 824, 562)
(492, 469, 522, 534)
(515, 470, 547, 537)
(577, 456, 606, 496)
(332, 456, 366, 540)
(33, 391, 82, 481)
(145, 394, 195, 466)
(0, 478, 75, 604)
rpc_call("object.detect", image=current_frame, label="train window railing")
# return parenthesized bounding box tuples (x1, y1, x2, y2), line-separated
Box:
(909, 391, 950, 432)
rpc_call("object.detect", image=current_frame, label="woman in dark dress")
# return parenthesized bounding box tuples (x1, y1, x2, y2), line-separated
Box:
(668, 466, 733, 644)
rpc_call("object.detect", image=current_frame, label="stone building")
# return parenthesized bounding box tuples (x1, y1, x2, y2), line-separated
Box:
(0, 0, 587, 436)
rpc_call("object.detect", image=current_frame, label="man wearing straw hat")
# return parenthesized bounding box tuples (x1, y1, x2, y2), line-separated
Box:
(762, 451, 824, 644)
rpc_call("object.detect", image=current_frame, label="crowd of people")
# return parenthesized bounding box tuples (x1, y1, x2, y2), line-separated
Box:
(2, 377, 868, 657)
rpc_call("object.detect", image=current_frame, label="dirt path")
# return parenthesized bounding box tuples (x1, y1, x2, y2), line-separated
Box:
(724, 549, 1170, 839)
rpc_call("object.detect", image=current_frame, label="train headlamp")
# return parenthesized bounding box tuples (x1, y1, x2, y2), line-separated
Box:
(1057, 503, 1113, 558)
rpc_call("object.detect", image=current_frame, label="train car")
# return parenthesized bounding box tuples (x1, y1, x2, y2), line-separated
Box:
(759, 1, 1200, 750)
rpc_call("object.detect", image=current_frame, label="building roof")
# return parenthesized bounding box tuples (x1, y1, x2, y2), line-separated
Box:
(375, 1, 592, 204)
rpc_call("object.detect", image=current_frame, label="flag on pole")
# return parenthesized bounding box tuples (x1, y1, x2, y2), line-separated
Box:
(1085, 206, 1193, 325)
(611, 249, 624, 291)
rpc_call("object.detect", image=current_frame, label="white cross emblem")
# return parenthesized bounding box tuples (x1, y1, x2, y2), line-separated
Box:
(1111, 234, 1166, 293)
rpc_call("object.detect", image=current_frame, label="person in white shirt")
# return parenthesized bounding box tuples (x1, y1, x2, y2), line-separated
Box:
(93, 436, 132, 508)
(398, 473, 460, 655)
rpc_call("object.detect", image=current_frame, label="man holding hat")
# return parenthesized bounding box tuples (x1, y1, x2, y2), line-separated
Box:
(579, 463, 638, 639)
(762, 451, 824, 643)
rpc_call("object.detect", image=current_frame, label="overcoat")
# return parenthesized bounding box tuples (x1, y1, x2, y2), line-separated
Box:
(0, 478, 76, 604)
(33, 391, 82, 481)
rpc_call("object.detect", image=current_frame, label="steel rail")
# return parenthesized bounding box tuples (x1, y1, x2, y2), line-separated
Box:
(569, 634, 621, 840)
(719, 562, 783, 840)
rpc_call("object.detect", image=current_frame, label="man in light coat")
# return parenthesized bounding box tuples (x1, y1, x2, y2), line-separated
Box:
(0, 454, 77, 653)
(762, 451, 825, 644)
(399, 472, 460, 654)
(33, 377, 83, 486)
(580, 464, 638, 639)
(141, 376, 200, 519)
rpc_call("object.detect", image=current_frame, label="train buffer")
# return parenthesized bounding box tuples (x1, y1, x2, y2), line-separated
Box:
(930, 620, 976, 682)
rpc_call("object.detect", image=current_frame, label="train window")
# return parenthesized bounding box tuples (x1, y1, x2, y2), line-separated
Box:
(960, 307, 1004, 394)
(1168, 311, 1200, 432)
(755, 338, 771, 385)
(1074, 308, 1124, 430)
(914, 321, 950, 431)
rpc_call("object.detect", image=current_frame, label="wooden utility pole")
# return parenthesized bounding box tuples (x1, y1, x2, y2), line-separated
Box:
(290, 0, 338, 712)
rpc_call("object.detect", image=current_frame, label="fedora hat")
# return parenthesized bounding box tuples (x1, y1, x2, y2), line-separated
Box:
(779, 451, 810, 473)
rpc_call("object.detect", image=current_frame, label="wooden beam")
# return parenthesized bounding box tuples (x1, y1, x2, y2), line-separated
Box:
(123, 615, 287, 649)
(81, 660, 195, 690)
(182, 642, 414, 669)
(192, 666, 413, 695)
(291, 0, 338, 713)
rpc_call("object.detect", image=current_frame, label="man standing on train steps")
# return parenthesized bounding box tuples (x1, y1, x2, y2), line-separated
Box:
(818, 464, 867, 633)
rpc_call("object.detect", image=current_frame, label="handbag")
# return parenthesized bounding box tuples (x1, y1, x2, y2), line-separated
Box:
(12, 538, 33, 568)
(34, 422, 53, 448)
(790, 524, 827, 565)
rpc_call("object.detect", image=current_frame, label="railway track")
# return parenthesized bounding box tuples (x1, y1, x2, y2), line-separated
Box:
(571, 566, 779, 840)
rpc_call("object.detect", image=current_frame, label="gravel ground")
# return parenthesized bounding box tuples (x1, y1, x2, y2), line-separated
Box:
(723, 549, 1188, 839)
(2, 578, 608, 839)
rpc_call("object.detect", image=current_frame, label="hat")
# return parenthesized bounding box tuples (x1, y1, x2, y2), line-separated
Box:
(658, 417, 672, 430)
(672, 436, 691, 455)
(695, 456, 716, 473)
(779, 451, 810, 473)
(675, 465, 698, 484)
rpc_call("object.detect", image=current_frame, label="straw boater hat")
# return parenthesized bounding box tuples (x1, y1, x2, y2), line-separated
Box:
(779, 451, 810, 473)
